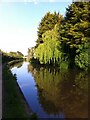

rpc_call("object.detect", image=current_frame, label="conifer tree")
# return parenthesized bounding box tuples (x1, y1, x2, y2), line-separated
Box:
(59, 2, 90, 67)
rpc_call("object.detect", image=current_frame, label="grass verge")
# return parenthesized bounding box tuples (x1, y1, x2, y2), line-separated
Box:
(2, 64, 38, 119)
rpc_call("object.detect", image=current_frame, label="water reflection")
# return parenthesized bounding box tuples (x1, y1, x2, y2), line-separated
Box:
(28, 64, 88, 118)
(9, 61, 23, 69)
(11, 62, 88, 118)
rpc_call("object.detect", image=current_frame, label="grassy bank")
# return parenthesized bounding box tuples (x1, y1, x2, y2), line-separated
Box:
(2, 64, 38, 119)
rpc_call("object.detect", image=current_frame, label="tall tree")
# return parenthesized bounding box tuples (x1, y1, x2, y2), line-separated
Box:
(36, 11, 63, 47)
(59, 2, 90, 67)
(35, 24, 62, 65)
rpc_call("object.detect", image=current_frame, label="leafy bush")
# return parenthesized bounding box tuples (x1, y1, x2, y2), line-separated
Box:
(75, 43, 88, 70)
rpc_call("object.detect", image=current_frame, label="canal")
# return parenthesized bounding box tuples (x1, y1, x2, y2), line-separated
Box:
(10, 62, 88, 118)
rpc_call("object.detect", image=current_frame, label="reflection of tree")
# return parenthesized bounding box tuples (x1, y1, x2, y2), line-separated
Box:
(28, 64, 37, 76)
(75, 71, 88, 93)
(28, 64, 88, 118)
(9, 61, 23, 69)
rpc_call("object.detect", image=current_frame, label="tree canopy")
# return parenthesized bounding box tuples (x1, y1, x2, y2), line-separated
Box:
(28, 2, 89, 70)
(59, 2, 89, 69)
(36, 11, 63, 47)
(35, 24, 62, 65)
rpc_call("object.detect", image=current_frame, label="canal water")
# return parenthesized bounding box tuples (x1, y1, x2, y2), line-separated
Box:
(10, 62, 88, 118)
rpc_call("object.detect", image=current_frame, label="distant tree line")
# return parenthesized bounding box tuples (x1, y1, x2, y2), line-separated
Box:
(28, 2, 89, 70)
(0, 49, 24, 63)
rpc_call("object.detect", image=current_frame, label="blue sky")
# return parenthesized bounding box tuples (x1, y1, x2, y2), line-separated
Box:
(0, 1, 72, 55)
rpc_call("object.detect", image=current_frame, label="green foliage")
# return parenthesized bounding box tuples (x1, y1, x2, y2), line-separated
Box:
(75, 43, 88, 70)
(29, 2, 89, 70)
(60, 2, 89, 47)
(60, 61, 69, 70)
(27, 47, 35, 61)
(17, 51, 24, 57)
(35, 24, 62, 65)
(36, 11, 63, 46)
(1, 50, 23, 63)
(8, 51, 23, 58)
(59, 2, 89, 69)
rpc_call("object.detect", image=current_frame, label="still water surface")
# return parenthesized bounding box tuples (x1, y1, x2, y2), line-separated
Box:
(10, 62, 88, 118)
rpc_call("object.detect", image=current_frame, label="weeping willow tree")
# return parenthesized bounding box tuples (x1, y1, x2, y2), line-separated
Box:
(30, 2, 89, 70)
(35, 24, 62, 65)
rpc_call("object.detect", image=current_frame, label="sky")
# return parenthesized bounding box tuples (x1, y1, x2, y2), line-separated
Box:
(0, 0, 72, 55)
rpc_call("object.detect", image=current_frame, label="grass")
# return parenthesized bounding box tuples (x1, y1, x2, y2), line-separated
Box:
(2, 64, 38, 119)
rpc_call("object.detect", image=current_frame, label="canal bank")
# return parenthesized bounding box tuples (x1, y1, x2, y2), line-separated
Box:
(0, 63, 2, 120)
(2, 63, 37, 119)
